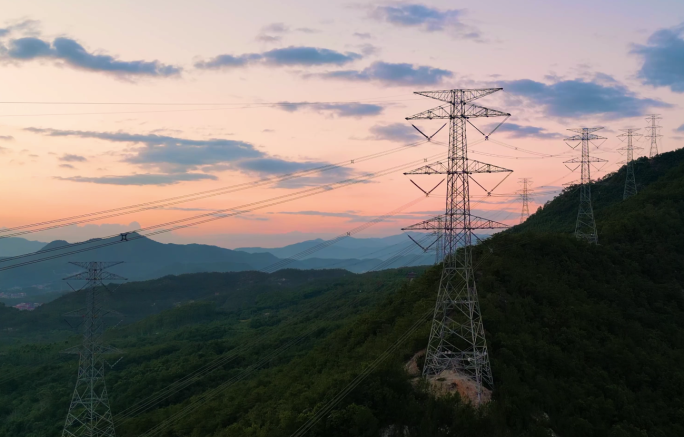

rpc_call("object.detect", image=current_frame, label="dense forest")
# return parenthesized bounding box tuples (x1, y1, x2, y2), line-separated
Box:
(1, 148, 684, 436)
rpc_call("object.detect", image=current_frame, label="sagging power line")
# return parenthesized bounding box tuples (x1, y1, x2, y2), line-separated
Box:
(0, 152, 447, 272)
(0, 139, 435, 240)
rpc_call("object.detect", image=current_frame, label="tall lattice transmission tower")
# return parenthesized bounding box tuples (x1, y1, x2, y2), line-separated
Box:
(564, 128, 607, 244)
(645, 114, 662, 158)
(519, 178, 532, 223)
(401, 89, 511, 403)
(62, 262, 125, 437)
(617, 129, 642, 200)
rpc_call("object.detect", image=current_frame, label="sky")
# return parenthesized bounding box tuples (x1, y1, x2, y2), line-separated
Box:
(0, 0, 682, 248)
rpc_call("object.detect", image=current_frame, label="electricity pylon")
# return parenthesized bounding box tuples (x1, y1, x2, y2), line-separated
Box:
(645, 114, 662, 158)
(617, 129, 642, 200)
(401, 88, 511, 403)
(519, 178, 532, 223)
(564, 128, 607, 245)
(434, 216, 443, 265)
(62, 262, 125, 437)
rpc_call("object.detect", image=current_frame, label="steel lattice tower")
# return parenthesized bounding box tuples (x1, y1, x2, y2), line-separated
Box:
(645, 114, 662, 158)
(564, 128, 607, 245)
(434, 216, 444, 265)
(401, 89, 511, 403)
(617, 129, 642, 200)
(519, 178, 532, 224)
(62, 262, 125, 437)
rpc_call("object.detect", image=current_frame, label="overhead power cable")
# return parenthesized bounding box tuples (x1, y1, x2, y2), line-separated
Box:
(114, 197, 431, 422)
(365, 233, 435, 273)
(289, 308, 432, 437)
(136, 282, 393, 437)
(1, 139, 432, 239)
(0, 94, 415, 106)
(261, 197, 427, 273)
(0, 96, 422, 117)
(0, 152, 447, 271)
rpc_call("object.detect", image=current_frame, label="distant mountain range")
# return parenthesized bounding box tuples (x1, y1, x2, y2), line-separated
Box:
(236, 233, 436, 260)
(0, 237, 48, 257)
(0, 233, 434, 293)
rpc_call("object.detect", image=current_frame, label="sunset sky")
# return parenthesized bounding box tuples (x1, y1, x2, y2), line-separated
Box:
(0, 0, 683, 248)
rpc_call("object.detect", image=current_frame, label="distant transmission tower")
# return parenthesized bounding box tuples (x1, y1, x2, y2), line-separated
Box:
(564, 128, 607, 244)
(401, 89, 511, 403)
(62, 262, 125, 437)
(645, 114, 662, 158)
(519, 178, 532, 223)
(617, 129, 642, 200)
(433, 216, 443, 265)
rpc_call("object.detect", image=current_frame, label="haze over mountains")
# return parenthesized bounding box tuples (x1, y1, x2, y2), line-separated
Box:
(0, 233, 435, 294)
(0, 237, 48, 257)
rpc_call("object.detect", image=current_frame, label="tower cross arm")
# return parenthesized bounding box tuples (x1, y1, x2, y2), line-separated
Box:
(568, 127, 604, 134)
(563, 157, 608, 164)
(466, 160, 513, 174)
(406, 104, 451, 120)
(464, 103, 510, 119)
(69, 261, 123, 270)
(404, 160, 449, 175)
(402, 214, 509, 231)
(63, 271, 127, 281)
(401, 215, 444, 231)
(469, 215, 509, 230)
(414, 88, 503, 104)
(564, 133, 607, 141)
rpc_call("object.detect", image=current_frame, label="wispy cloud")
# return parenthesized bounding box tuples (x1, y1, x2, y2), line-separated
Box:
(1, 37, 181, 78)
(0, 135, 14, 141)
(632, 23, 684, 93)
(277, 102, 384, 117)
(195, 46, 361, 70)
(676, 124, 684, 132)
(27, 128, 262, 173)
(255, 23, 320, 42)
(367, 123, 420, 142)
(56, 173, 217, 186)
(369, 3, 482, 40)
(317, 61, 452, 86)
(488, 122, 562, 139)
(0, 20, 39, 38)
(59, 153, 87, 162)
(27, 128, 354, 186)
(500, 75, 671, 119)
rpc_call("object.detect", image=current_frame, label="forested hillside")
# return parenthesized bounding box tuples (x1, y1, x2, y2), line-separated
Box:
(1, 149, 684, 437)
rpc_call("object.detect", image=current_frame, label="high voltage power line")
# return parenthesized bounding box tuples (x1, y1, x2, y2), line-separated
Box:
(0, 96, 422, 117)
(0, 139, 436, 239)
(106, 206, 435, 425)
(134, 260, 432, 437)
(0, 94, 416, 106)
(0, 152, 447, 271)
(260, 196, 428, 273)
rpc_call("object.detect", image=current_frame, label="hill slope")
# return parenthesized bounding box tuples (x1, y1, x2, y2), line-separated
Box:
(1, 149, 684, 436)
